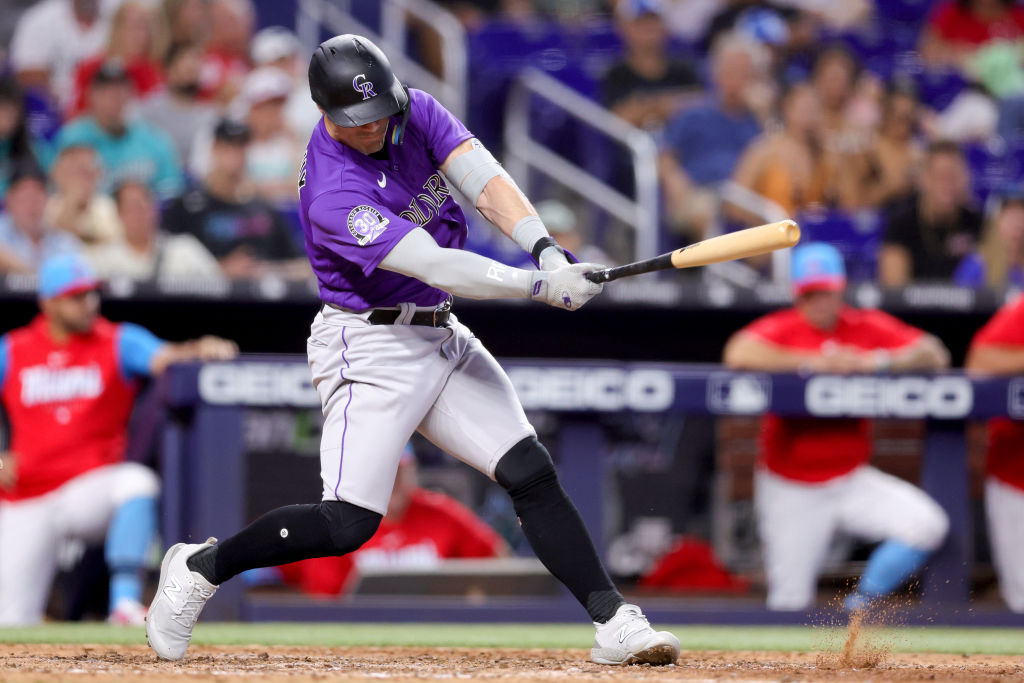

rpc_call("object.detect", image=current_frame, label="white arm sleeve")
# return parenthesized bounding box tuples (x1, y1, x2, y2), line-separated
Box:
(378, 228, 533, 300)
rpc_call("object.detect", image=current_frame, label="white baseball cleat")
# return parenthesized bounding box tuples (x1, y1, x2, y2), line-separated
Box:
(590, 603, 680, 666)
(146, 538, 218, 661)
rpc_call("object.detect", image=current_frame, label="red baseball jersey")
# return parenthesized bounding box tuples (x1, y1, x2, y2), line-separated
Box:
(1, 316, 141, 500)
(280, 488, 505, 596)
(969, 295, 1024, 492)
(743, 306, 922, 483)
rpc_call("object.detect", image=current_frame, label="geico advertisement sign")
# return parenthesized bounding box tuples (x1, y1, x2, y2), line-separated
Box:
(805, 375, 972, 418)
(507, 367, 674, 412)
(199, 363, 319, 407)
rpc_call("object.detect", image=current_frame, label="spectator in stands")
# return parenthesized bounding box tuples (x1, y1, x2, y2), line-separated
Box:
(723, 242, 950, 611)
(536, 199, 612, 266)
(55, 61, 184, 200)
(156, 0, 208, 55)
(69, 1, 164, 118)
(965, 294, 1024, 612)
(731, 82, 829, 217)
(0, 78, 43, 197)
(955, 190, 1024, 288)
(88, 181, 221, 281)
(198, 0, 254, 105)
(836, 85, 923, 211)
(812, 46, 872, 161)
(162, 119, 307, 280)
(920, 0, 1024, 69)
(9, 0, 113, 109)
(601, 0, 701, 131)
(236, 68, 304, 204)
(660, 35, 764, 239)
(0, 163, 80, 274)
(878, 141, 982, 286)
(250, 26, 320, 141)
(279, 447, 507, 596)
(45, 145, 121, 248)
(137, 43, 218, 166)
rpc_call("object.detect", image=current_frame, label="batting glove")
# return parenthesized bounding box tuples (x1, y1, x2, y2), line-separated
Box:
(531, 263, 606, 310)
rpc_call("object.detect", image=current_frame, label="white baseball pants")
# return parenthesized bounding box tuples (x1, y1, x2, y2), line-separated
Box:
(0, 462, 159, 624)
(985, 476, 1024, 612)
(308, 306, 535, 516)
(755, 465, 948, 611)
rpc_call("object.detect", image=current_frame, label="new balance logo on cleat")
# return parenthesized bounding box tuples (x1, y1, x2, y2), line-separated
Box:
(592, 604, 680, 666)
(163, 577, 183, 599)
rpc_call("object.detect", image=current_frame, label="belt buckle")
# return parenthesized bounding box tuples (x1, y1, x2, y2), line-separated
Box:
(433, 298, 452, 327)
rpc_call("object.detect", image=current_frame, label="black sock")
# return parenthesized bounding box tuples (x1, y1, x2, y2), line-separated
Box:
(496, 440, 624, 624)
(185, 501, 381, 585)
(186, 545, 219, 584)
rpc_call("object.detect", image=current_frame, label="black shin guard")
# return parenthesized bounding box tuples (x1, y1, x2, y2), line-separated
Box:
(187, 501, 381, 585)
(495, 437, 623, 623)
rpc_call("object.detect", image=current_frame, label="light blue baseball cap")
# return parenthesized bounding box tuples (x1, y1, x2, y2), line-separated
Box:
(791, 242, 846, 296)
(38, 252, 99, 299)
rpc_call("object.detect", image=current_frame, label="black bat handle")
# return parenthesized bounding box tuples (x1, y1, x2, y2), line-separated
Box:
(585, 253, 674, 284)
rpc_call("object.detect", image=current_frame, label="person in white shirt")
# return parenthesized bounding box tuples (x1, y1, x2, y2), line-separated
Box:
(9, 0, 116, 110)
(250, 26, 320, 142)
(87, 180, 221, 281)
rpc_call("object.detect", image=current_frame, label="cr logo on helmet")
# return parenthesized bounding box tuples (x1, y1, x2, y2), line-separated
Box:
(352, 74, 376, 100)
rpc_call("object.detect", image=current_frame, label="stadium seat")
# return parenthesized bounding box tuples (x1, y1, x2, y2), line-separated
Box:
(796, 208, 884, 281)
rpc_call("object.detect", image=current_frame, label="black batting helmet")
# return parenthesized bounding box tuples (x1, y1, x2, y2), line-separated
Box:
(308, 34, 409, 129)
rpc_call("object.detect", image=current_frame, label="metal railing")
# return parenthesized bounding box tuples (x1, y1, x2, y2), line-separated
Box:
(295, 0, 467, 120)
(717, 181, 793, 286)
(503, 68, 660, 261)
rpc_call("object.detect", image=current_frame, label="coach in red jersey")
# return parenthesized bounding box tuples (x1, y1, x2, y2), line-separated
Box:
(965, 295, 1024, 612)
(723, 242, 950, 611)
(0, 253, 237, 625)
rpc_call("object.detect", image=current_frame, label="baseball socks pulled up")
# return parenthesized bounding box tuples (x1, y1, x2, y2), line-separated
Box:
(494, 437, 679, 665)
(147, 501, 381, 660)
(845, 539, 932, 611)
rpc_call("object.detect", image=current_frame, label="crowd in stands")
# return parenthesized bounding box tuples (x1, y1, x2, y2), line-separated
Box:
(2, 0, 1024, 289)
(0, 0, 314, 284)
(453, 0, 1024, 288)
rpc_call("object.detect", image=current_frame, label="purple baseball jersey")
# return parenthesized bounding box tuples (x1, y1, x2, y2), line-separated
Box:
(298, 88, 474, 310)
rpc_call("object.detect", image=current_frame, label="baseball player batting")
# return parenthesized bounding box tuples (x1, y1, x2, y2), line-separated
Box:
(146, 34, 680, 666)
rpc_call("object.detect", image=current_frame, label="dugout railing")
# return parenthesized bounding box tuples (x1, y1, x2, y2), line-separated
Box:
(158, 357, 1024, 626)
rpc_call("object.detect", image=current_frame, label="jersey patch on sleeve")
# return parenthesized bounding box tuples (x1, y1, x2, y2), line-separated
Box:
(347, 205, 390, 246)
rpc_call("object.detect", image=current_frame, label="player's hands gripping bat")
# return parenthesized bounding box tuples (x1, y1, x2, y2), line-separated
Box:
(585, 220, 801, 284)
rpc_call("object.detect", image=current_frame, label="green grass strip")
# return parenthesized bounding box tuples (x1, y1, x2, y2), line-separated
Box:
(0, 623, 1021, 655)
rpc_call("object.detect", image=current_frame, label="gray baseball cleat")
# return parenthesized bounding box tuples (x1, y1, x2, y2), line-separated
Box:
(591, 603, 680, 665)
(146, 538, 219, 661)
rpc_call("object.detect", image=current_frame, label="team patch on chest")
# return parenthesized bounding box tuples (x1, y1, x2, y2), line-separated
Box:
(398, 173, 452, 227)
(347, 205, 390, 246)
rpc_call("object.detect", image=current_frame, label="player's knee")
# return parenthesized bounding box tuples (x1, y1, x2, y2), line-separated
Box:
(915, 501, 949, 551)
(112, 462, 160, 504)
(897, 496, 949, 552)
(319, 500, 382, 555)
(494, 436, 557, 498)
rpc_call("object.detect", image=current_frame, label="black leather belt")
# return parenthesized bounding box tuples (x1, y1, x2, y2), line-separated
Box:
(367, 298, 452, 327)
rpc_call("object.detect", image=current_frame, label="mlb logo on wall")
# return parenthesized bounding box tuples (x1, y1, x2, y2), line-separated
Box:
(706, 373, 771, 414)
(347, 205, 390, 246)
(1008, 378, 1024, 418)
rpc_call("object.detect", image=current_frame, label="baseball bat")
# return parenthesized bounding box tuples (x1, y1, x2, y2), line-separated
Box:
(584, 219, 801, 284)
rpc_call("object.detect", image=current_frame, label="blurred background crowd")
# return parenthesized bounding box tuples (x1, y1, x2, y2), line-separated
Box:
(4, 0, 1024, 289)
